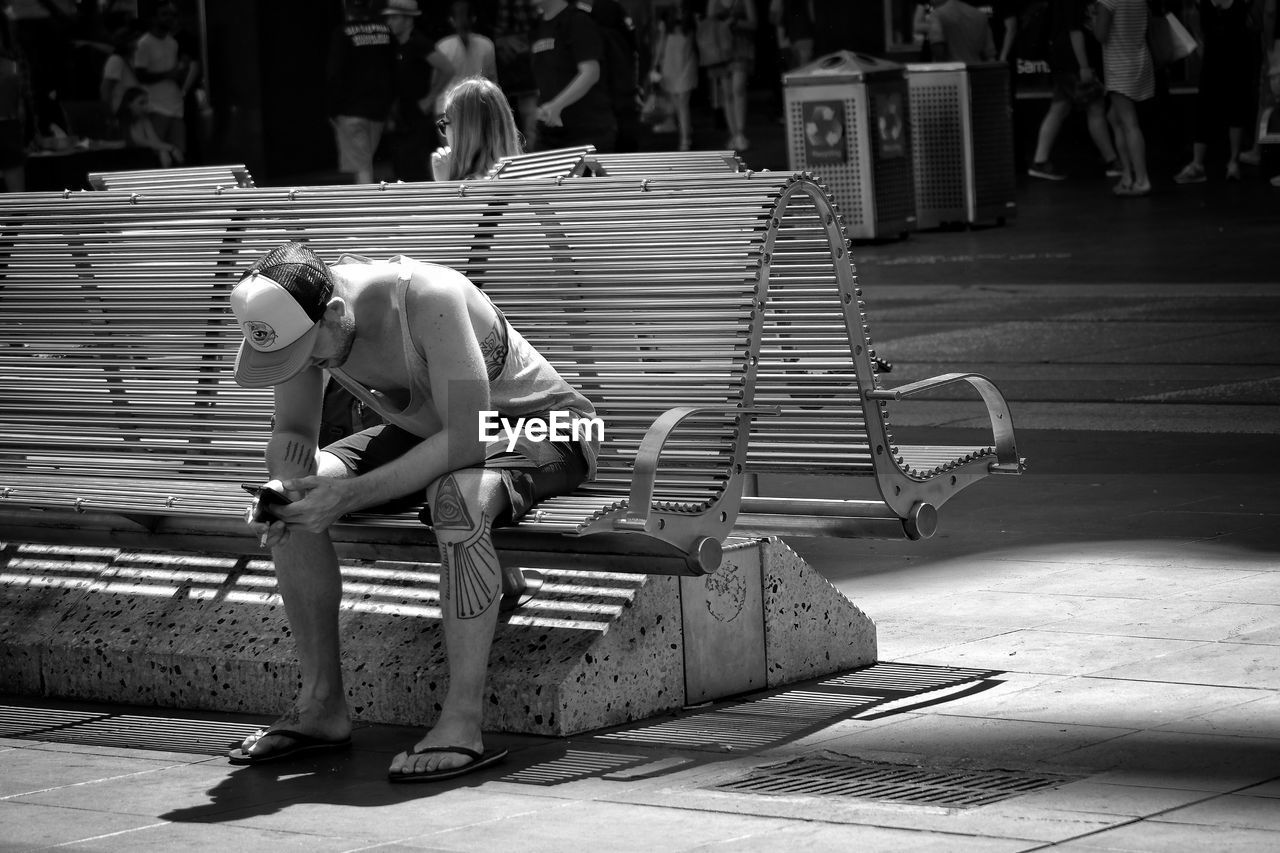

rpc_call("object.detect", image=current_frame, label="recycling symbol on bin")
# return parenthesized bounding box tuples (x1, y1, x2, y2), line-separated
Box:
(877, 94, 904, 145)
(805, 104, 844, 149)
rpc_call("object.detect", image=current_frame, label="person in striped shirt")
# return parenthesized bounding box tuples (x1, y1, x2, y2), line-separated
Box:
(1095, 0, 1155, 195)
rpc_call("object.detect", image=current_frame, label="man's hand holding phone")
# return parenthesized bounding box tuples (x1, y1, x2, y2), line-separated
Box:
(243, 480, 295, 548)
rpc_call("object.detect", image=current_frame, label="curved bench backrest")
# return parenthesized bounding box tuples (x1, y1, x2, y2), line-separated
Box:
(87, 164, 256, 192)
(5, 175, 877, 522)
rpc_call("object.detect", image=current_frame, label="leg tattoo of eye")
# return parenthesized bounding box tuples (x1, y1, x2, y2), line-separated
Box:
(445, 515, 500, 620)
(432, 474, 475, 530)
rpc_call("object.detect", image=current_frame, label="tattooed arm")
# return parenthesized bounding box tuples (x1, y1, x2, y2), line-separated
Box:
(266, 365, 324, 481)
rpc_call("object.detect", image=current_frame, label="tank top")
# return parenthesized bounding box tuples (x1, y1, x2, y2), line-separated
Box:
(329, 256, 599, 479)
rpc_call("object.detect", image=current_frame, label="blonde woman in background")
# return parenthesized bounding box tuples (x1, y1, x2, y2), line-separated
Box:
(431, 76, 523, 181)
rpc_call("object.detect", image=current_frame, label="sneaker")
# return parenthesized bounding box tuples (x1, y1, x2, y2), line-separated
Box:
(1226, 161, 1241, 181)
(1028, 161, 1066, 181)
(1239, 149, 1261, 167)
(1271, 174, 1280, 188)
(1173, 163, 1206, 184)
(1103, 160, 1123, 178)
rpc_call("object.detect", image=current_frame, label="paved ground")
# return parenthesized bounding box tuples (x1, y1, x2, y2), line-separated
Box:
(2, 117, 1277, 851)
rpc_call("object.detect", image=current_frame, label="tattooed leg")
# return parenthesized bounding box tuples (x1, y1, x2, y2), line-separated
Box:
(390, 468, 510, 778)
(435, 473, 526, 600)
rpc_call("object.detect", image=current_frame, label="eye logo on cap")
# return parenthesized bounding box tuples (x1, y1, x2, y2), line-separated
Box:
(244, 320, 278, 349)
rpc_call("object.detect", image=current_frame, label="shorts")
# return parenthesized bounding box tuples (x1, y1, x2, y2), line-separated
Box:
(331, 115, 385, 175)
(323, 421, 588, 528)
(1052, 72, 1105, 108)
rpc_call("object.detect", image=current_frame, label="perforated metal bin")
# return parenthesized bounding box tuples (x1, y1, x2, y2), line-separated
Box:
(783, 51, 916, 240)
(905, 61, 1016, 229)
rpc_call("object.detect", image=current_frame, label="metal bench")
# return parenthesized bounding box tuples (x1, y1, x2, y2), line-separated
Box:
(0, 175, 791, 577)
(0, 172, 1022, 558)
(87, 164, 256, 192)
(485, 147, 744, 181)
(0, 172, 1024, 734)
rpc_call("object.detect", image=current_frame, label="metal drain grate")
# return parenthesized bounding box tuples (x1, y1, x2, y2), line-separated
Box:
(0, 704, 261, 755)
(713, 755, 1072, 808)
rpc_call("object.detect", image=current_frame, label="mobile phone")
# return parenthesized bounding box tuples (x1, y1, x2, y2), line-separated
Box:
(242, 482, 293, 523)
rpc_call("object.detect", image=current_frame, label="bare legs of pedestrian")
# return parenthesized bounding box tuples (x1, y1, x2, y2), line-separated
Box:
(717, 64, 749, 152)
(1107, 93, 1149, 196)
(672, 89, 692, 150)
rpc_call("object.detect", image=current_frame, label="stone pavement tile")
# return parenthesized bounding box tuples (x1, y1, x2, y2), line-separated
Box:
(0, 745, 183, 799)
(1091, 641, 1280, 690)
(683, 822, 1032, 852)
(829, 558, 1073, 605)
(1060, 820, 1280, 853)
(1153, 692, 1280, 738)
(1230, 622, 1280, 645)
(926, 676, 1271, 732)
(1155, 793, 1280, 831)
(872, 620, 1007, 660)
(0, 800, 166, 850)
(1049, 598, 1280, 643)
(793, 714, 1133, 766)
(901, 630, 1204, 678)
(385, 800, 799, 853)
(990, 779, 1213, 819)
(1172, 572, 1280, 606)
(18, 738, 233, 766)
(10, 752, 324, 818)
(1239, 780, 1280, 798)
(860, 591, 1128, 631)
(1068, 537, 1280, 572)
(1054, 730, 1280, 792)
(880, 672, 1066, 719)
(207, 786, 575, 847)
(48, 820, 362, 852)
(984, 565, 1263, 600)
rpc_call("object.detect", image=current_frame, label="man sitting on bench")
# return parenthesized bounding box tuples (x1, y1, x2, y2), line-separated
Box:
(226, 241, 598, 782)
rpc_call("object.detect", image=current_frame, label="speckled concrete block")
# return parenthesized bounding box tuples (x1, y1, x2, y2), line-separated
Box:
(755, 537, 879, 685)
(0, 536, 874, 735)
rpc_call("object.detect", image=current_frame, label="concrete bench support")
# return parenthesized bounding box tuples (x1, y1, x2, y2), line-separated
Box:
(0, 538, 875, 736)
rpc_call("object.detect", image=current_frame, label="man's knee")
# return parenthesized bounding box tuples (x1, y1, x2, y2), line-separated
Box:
(426, 470, 501, 534)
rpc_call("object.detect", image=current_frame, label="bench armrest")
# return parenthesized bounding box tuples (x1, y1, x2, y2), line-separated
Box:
(865, 373, 1022, 473)
(616, 404, 781, 531)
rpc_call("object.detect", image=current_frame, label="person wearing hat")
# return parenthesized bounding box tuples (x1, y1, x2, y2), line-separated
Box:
(383, 0, 455, 182)
(225, 243, 599, 781)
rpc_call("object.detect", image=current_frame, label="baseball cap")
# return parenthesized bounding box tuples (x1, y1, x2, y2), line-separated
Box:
(230, 242, 334, 388)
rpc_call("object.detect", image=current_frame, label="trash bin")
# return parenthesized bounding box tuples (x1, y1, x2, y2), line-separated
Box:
(783, 51, 916, 240)
(905, 61, 1016, 229)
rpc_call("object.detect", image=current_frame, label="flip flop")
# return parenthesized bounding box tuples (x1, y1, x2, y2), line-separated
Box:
(227, 728, 352, 765)
(387, 745, 510, 783)
(499, 569, 544, 613)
